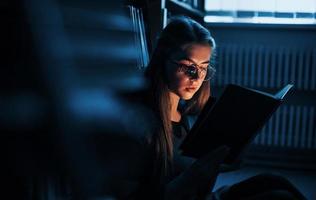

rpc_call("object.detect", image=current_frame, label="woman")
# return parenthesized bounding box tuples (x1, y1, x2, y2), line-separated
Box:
(129, 16, 306, 200)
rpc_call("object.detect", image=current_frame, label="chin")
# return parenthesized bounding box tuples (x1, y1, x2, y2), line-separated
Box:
(182, 97, 192, 100)
(180, 93, 194, 100)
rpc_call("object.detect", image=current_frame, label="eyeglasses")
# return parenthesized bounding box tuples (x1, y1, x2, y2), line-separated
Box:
(170, 60, 215, 81)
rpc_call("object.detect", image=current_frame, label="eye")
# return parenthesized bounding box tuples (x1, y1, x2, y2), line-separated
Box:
(186, 65, 197, 73)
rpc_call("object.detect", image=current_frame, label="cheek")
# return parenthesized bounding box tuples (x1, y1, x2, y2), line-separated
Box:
(168, 72, 188, 91)
(176, 72, 191, 88)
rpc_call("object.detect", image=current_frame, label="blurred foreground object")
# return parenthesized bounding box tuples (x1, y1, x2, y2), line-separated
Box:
(1, 0, 150, 199)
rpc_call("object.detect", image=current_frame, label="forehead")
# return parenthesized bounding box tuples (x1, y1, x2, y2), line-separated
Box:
(171, 43, 212, 63)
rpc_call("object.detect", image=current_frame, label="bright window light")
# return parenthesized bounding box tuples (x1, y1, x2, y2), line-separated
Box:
(205, 0, 316, 24)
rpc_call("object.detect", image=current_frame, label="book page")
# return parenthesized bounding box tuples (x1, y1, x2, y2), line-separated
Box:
(274, 84, 294, 99)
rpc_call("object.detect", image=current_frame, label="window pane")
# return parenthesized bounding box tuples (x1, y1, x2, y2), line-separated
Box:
(205, 0, 316, 24)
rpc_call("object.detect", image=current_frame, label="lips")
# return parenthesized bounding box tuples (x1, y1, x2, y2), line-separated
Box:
(187, 86, 197, 90)
(186, 87, 197, 92)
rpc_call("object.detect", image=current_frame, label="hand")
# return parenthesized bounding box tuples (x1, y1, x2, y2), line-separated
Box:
(164, 145, 230, 200)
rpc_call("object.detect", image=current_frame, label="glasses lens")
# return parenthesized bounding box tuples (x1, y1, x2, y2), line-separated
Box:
(184, 65, 198, 79)
(204, 66, 216, 81)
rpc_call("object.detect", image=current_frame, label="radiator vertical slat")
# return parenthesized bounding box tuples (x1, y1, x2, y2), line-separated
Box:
(270, 48, 276, 88)
(301, 106, 308, 148)
(267, 114, 273, 146)
(224, 45, 230, 85)
(274, 108, 281, 146)
(269, 113, 275, 146)
(250, 46, 256, 87)
(231, 45, 237, 84)
(243, 46, 250, 86)
(307, 107, 314, 149)
(294, 106, 301, 148)
(242, 46, 246, 85)
(303, 49, 311, 90)
(290, 49, 296, 88)
(220, 46, 225, 86)
(227, 44, 232, 85)
(237, 46, 243, 85)
(280, 106, 287, 147)
(219, 46, 224, 86)
(284, 48, 290, 88)
(263, 47, 269, 88)
(271, 110, 276, 146)
(298, 50, 304, 90)
(256, 46, 263, 87)
(287, 105, 294, 148)
(277, 47, 283, 88)
(214, 47, 220, 85)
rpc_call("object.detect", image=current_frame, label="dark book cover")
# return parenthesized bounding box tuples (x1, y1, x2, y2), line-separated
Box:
(180, 84, 293, 164)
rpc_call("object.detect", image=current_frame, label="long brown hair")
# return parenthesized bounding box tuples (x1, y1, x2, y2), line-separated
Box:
(144, 16, 216, 185)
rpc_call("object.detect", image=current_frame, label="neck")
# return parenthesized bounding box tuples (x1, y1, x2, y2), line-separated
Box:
(169, 91, 181, 122)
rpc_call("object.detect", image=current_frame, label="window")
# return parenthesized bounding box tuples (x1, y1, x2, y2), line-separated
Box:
(204, 0, 316, 24)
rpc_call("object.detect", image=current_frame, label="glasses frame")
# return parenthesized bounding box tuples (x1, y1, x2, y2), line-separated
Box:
(170, 60, 215, 81)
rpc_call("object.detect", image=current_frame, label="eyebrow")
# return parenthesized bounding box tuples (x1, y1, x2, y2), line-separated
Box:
(182, 57, 210, 65)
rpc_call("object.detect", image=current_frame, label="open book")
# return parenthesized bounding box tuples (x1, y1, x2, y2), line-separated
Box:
(180, 84, 293, 164)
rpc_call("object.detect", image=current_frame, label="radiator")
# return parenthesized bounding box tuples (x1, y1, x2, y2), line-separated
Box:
(214, 45, 316, 90)
(214, 44, 316, 150)
(254, 105, 315, 149)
